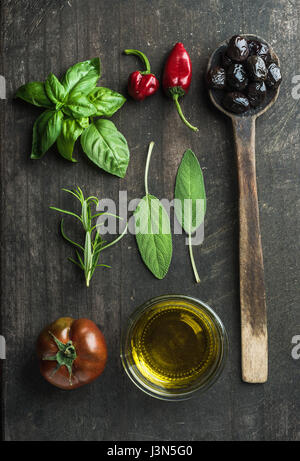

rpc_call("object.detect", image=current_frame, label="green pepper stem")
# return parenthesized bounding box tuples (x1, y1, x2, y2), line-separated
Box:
(188, 233, 200, 283)
(173, 94, 198, 132)
(124, 49, 151, 74)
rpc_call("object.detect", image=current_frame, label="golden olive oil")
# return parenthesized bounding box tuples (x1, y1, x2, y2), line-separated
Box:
(128, 298, 220, 390)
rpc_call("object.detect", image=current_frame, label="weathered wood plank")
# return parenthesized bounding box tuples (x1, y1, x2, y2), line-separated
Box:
(0, 0, 299, 441)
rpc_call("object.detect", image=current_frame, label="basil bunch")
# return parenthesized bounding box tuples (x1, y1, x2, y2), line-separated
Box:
(16, 58, 129, 178)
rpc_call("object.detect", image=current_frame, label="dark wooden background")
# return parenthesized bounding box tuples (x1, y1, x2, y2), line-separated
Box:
(0, 0, 299, 441)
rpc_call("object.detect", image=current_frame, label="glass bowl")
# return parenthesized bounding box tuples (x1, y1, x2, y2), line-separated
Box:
(120, 295, 228, 401)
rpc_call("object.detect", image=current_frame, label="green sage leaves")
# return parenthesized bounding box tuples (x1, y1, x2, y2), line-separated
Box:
(175, 149, 206, 283)
(135, 194, 172, 279)
(134, 142, 172, 279)
(16, 58, 129, 177)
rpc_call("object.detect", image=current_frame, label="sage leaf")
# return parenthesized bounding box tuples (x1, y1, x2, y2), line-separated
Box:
(15, 82, 53, 108)
(175, 149, 206, 233)
(134, 142, 172, 279)
(134, 194, 172, 279)
(174, 149, 206, 283)
(31, 110, 63, 159)
(80, 119, 130, 178)
(62, 58, 101, 97)
(56, 118, 84, 162)
(88, 87, 126, 117)
(45, 73, 67, 106)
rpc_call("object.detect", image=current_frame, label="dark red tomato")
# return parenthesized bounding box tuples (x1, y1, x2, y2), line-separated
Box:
(37, 317, 107, 390)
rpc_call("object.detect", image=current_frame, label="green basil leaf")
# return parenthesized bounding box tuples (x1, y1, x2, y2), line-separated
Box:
(76, 117, 90, 129)
(15, 82, 53, 108)
(62, 58, 101, 97)
(80, 119, 129, 178)
(134, 194, 172, 279)
(174, 149, 206, 234)
(65, 93, 96, 118)
(88, 87, 126, 117)
(31, 110, 63, 159)
(56, 118, 84, 162)
(45, 73, 67, 106)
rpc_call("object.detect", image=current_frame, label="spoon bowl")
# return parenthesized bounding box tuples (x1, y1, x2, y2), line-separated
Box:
(207, 34, 281, 383)
(207, 34, 280, 119)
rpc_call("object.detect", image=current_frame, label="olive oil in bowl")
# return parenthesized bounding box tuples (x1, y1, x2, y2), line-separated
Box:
(121, 295, 228, 400)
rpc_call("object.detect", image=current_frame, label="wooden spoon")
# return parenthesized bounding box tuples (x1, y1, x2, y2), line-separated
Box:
(207, 35, 280, 383)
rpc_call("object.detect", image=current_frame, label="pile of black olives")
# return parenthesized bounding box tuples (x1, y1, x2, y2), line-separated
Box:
(207, 35, 282, 114)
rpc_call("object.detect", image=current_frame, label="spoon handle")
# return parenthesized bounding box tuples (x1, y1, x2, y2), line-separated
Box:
(232, 116, 268, 383)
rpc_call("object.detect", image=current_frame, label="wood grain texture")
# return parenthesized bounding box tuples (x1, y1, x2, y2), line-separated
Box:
(0, 0, 299, 441)
(232, 117, 267, 383)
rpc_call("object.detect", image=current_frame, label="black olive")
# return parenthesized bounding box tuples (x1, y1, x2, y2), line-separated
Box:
(206, 66, 226, 89)
(227, 63, 248, 90)
(221, 49, 233, 68)
(266, 62, 282, 89)
(248, 39, 270, 62)
(226, 35, 249, 62)
(247, 81, 266, 107)
(248, 39, 260, 55)
(223, 92, 250, 114)
(257, 42, 270, 62)
(246, 56, 267, 81)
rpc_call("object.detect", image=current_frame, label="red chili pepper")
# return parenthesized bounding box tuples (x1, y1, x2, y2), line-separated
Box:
(124, 49, 159, 101)
(163, 43, 198, 132)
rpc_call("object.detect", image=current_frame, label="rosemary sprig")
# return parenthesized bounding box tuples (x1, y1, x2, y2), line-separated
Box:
(50, 187, 127, 287)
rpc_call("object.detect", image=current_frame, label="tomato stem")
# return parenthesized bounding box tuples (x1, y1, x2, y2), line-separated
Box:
(42, 331, 77, 385)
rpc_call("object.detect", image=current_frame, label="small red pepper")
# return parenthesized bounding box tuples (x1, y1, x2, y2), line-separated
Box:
(163, 43, 198, 132)
(124, 49, 159, 101)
